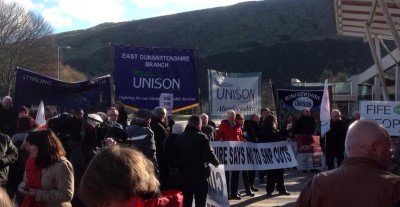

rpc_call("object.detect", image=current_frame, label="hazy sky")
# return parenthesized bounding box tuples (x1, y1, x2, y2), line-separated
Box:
(11, 0, 258, 33)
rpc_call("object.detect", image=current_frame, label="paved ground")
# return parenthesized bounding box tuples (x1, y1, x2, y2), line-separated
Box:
(228, 169, 317, 207)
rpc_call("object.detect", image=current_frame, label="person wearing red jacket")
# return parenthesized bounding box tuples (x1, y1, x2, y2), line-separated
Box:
(216, 110, 243, 200)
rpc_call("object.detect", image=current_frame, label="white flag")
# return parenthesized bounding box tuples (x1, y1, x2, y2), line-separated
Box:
(35, 101, 46, 128)
(320, 79, 330, 136)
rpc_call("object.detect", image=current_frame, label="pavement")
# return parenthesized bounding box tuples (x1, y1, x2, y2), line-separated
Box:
(228, 169, 318, 207)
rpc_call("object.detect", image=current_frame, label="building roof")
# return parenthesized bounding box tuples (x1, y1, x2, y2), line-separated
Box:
(334, 0, 400, 40)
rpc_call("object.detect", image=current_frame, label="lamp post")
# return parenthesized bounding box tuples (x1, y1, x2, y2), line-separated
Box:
(57, 46, 71, 80)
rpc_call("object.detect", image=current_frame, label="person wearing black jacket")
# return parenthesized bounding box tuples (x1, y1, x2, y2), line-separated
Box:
(322, 109, 348, 170)
(258, 115, 290, 197)
(243, 114, 260, 193)
(174, 115, 219, 207)
(150, 106, 169, 190)
(125, 109, 159, 176)
(293, 108, 316, 136)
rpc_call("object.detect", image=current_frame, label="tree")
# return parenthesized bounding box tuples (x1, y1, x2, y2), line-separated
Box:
(0, 0, 57, 96)
(59, 64, 87, 82)
(319, 69, 348, 83)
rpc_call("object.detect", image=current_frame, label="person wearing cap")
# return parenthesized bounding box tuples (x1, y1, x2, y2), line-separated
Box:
(125, 108, 159, 176)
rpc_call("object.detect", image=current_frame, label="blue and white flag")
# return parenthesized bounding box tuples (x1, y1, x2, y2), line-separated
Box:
(320, 79, 330, 136)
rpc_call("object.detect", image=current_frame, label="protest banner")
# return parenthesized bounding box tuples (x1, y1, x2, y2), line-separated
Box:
(14, 67, 111, 112)
(210, 141, 297, 171)
(276, 87, 324, 112)
(113, 45, 199, 112)
(360, 101, 400, 136)
(296, 134, 324, 170)
(208, 70, 261, 117)
(206, 165, 230, 207)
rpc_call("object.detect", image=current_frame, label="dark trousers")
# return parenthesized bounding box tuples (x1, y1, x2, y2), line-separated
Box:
(266, 169, 285, 194)
(242, 171, 251, 193)
(259, 170, 266, 182)
(248, 170, 256, 187)
(225, 170, 239, 196)
(326, 151, 344, 170)
(183, 179, 208, 207)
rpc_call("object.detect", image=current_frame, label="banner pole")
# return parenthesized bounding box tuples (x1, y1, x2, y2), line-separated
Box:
(109, 42, 115, 105)
(195, 47, 203, 114)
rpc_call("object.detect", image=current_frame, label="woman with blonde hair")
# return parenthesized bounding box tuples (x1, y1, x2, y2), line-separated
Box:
(0, 187, 13, 207)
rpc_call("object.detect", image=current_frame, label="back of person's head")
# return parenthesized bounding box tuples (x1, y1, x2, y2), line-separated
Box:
(136, 108, 153, 122)
(172, 122, 186, 134)
(0, 187, 13, 207)
(187, 115, 201, 128)
(16, 115, 38, 133)
(79, 146, 160, 207)
(113, 100, 125, 110)
(26, 129, 66, 168)
(345, 119, 392, 168)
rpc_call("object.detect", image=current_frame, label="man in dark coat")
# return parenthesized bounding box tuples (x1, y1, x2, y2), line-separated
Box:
(150, 106, 169, 190)
(293, 108, 316, 136)
(174, 115, 219, 207)
(0, 96, 17, 136)
(125, 109, 159, 175)
(243, 113, 260, 192)
(322, 109, 348, 170)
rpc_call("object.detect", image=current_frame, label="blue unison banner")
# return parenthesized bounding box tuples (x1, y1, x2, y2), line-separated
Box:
(14, 67, 111, 112)
(113, 45, 199, 111)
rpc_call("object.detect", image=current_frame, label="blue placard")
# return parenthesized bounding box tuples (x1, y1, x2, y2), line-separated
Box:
(113, 45, 199, 111)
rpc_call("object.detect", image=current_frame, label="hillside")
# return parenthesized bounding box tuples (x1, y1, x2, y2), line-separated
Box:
(55, 0, 376, 99)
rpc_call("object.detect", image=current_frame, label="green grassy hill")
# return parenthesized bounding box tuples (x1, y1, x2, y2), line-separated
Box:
(55, 0, 377, 102)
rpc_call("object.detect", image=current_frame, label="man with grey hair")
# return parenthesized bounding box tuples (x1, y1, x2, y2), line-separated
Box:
(322, 109, 348, 170)
(0, 96, 17, 136)
(296, 119, 400, 207)
(348, 110, 361, 126)
(216, 110, 243, 200)
(200, 113, 215, 140)
(151, 106, 168, 189)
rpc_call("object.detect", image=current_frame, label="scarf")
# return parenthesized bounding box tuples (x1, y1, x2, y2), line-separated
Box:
(21, 158, 43, 207)
(109, 190, 183, 207)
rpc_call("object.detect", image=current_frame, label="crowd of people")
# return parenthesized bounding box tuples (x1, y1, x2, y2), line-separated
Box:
(1, 94, 400, 207)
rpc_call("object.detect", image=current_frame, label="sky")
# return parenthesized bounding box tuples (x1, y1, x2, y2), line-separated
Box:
(10, 0, 257, 34)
